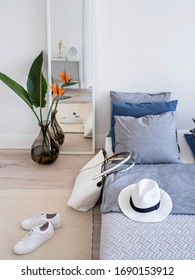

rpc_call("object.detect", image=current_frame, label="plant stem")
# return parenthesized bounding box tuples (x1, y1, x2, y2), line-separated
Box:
(32, 108, 41, 123)
(40, 107, 43, 125)
(46, 97, 56, 125)
(54, 99, 58, 112)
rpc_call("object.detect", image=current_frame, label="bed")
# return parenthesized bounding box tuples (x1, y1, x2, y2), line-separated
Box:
(99, 91, 195, 260)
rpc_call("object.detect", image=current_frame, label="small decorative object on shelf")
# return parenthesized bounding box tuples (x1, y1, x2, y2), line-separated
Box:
(0, 51, 79, 165)
(50, 110, 65, 146)
(190, 118, 195, 136)
(57, 40, 65, 58)
(69, 47, 77, 57)
(31, 121, 59, 165)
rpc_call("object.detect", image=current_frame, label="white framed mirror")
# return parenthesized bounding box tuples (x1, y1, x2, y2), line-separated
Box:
(46, 0, 95, 154)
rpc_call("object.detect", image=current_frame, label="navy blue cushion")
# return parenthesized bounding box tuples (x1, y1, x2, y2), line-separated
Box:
(111, 100, 178, 151)
(184, 134, 195, 157)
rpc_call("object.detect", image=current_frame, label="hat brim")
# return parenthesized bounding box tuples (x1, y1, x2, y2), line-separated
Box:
(118, 184, 172, 223)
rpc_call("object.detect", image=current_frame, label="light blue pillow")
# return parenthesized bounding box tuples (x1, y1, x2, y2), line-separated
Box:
(115, 112, 181, 164)
(110, 91, 171, 104)
(111, 100, 178, 151)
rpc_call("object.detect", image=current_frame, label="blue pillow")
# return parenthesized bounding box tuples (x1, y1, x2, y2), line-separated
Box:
(111, 100, 178, 151)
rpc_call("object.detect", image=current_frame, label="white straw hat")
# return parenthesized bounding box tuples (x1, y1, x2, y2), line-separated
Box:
(118, 179, 172, 223)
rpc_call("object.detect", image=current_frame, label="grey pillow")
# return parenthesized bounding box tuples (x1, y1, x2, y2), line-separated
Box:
(114, 111, 181, 164)
(110, 91, 171, 104)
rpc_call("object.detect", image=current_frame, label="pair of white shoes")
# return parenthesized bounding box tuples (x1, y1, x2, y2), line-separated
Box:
(60, 112, 83, 124)
(13, 212, 62, 255)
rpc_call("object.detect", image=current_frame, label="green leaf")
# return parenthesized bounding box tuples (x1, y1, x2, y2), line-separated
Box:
(51, 75, 54, 84)
(0, 72, 33, 109)
(27, 51, 47, 108)
(55, 95, 71, 101)
(61, 81, 80, 88)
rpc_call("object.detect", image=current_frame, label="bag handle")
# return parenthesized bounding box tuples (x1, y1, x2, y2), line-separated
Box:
(92, 152, 135, 180)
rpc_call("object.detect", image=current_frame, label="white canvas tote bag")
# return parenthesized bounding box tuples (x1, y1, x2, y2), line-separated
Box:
(67, 149, 134, 211)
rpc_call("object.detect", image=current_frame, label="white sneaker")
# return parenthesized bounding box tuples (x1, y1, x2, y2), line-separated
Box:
(62, 112, 80, 119)
(60, 115, 83, 124)
(13, 222, 54, 255)
(21, 212, 62, 230)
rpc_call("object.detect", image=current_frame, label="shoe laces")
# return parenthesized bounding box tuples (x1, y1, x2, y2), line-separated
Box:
(23, 229, 35, 245)
(31, 213, 44, 225)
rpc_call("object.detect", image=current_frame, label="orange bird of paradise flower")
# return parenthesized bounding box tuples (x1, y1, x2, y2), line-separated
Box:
(50, 82, 65, 96)
(59, 71, 73, 83)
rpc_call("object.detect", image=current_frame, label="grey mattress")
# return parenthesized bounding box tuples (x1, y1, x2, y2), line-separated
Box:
(100, 213, 195, 260)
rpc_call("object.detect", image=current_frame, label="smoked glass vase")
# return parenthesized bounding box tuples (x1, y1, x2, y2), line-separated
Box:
(50, 110, 65, 146)
(31, 122, 59, 165)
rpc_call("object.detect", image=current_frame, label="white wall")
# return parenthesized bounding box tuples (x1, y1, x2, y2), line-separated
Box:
(0, 0, 47, 148)
(50, 0, 83, 61)
(0, 0, 195, 149)
(94, 0, 195, 147)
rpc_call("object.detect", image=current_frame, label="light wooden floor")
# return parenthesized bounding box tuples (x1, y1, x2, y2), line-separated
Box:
(0, 149, 101, 259)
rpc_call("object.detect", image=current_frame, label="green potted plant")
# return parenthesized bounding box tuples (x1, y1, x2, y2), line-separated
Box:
(0, 51, 78, 164)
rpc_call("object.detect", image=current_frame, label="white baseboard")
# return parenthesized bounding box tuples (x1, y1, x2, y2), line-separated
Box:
(0, 134, 106, 150)
(0, 135, 36, 149)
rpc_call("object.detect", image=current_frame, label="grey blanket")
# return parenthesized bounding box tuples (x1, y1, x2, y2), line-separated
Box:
(101, 163, 195, 214)
(100, 213, 195, 259)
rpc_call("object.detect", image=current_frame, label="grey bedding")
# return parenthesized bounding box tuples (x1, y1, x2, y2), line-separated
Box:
(100, 163, 195, 260)
(101, 163, 195, 214)
(100, 213, 195, 260)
